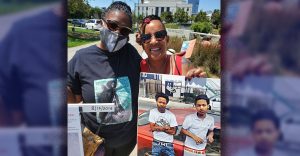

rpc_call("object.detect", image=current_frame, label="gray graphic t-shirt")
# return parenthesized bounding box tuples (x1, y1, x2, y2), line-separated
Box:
(94, 77, 132, 125)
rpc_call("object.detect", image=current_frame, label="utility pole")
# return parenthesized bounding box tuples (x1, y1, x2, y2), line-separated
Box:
(137, 0, 140, 31)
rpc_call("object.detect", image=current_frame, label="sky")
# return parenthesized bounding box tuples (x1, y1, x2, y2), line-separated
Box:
(88, 0, 220, 12)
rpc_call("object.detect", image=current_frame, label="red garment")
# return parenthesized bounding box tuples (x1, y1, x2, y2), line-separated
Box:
(140, 54, 183, 75)
(140, 59, 149, 72)
(174, 53, 184, 75)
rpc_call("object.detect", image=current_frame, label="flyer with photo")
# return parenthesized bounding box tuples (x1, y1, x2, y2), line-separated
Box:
(138, 72, 221, 156)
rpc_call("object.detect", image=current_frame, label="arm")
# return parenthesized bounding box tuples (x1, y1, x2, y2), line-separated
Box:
(163, 126, 176, 135)
(207, 129, 214, 143)
(150, 122, 165, 132)
(165, 113, 178, 135)
(207, 117, 215, 143)
(181, 128, 204, 144)
(150, 123, 176, 135)
(67, 86, 82, 103)
(67, 51, 83, 104)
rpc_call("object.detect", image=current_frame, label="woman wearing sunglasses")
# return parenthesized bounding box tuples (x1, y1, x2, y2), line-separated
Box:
(136, 15, 206, 78)
(68, 1, 141, 156)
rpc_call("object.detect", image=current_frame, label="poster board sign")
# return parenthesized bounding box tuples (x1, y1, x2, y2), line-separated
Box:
(67, 103, 114, 156)
(138, 73, 221, 156)
(180, 39, 196, 59)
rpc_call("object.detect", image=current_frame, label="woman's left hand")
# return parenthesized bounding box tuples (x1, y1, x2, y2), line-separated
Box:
(186, 67, 207, 79)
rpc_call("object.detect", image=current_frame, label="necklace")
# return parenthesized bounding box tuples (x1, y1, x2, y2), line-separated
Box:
(147, 55, 168, 74)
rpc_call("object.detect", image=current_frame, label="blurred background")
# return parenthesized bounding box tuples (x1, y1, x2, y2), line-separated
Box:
(1, 0, 300, 155)
(0, 0, 66, 156)
(223, 0, 300, 155)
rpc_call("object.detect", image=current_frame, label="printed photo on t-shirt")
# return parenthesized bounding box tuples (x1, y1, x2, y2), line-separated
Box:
(94, 77, 132, 125)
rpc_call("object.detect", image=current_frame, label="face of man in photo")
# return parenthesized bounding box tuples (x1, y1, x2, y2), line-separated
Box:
(156, 97, 167, 113)
(252, 119, 280, 153)
(195, 99, 209, 116)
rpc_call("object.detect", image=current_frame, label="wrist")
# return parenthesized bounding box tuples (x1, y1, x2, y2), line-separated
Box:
(157, 126, 163, 131)
(191, 135, 196, 140)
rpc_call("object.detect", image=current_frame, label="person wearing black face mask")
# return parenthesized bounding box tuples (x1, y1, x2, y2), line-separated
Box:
(99, 18, 132, 52)
(67, 1, 141, 156)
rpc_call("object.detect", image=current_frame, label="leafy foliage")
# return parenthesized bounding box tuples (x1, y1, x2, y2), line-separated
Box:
(211, 9, 221, 29)
(191, 22, 212, 33)
(174, 8, 189, 24)
(194, 10, 209, 22)
(167, 37, 220, 77)
(190, 41, 221, 77)
(68, 0, 102, 19)
(161, 11, 173, 23)
(89, 6, 102, 19)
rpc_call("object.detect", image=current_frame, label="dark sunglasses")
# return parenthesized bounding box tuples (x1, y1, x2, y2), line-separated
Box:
(102, 19, 132, 36)
(141, 30, 167, 43)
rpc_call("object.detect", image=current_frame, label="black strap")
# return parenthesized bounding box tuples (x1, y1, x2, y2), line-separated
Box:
(80, 108, 103, 136)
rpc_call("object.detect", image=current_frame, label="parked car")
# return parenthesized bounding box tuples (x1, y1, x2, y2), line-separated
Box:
(280, 112, 300, 149)
(210, 95, 221, 113)
(72, 19, 86, 27)
(137, 108, 221, 156)
(85, 19, 101, 30)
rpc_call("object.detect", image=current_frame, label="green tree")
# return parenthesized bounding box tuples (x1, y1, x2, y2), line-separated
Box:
(161, 12, 168, 22)
(211, 9, 221, 29)
(68, 0, 91, 19)
(137, 14, 144, 23)
(132, 14, 137, 25)
(174, 8, 189, 24)
(89, 7, 102, 19)
(191, 22, 212, 33)
(165, 13, 174, 23)
(194, 10, 209, 22)
(161, 11, 173, 23)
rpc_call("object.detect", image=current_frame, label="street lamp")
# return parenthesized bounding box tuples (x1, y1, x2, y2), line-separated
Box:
(136, 0, 140, 32)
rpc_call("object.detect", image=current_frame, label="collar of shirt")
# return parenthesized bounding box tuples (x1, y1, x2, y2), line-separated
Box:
(193, 112, 209, 121)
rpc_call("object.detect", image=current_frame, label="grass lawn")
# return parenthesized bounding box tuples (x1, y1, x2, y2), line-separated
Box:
(67, 27, 98, 34)
(68, 36, 98, 48)
(68, 27, 99, 48)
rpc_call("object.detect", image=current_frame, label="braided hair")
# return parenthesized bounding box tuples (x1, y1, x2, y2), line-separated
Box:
(101, 1, 133, 27)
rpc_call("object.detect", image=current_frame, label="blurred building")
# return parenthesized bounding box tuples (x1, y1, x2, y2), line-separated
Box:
(135, 0, 192, 16)
(188, 0, 199, 15)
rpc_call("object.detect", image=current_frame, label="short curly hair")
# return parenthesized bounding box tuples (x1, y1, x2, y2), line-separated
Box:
(194, 94, 210, 105)
(155, 92, 169, 104)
